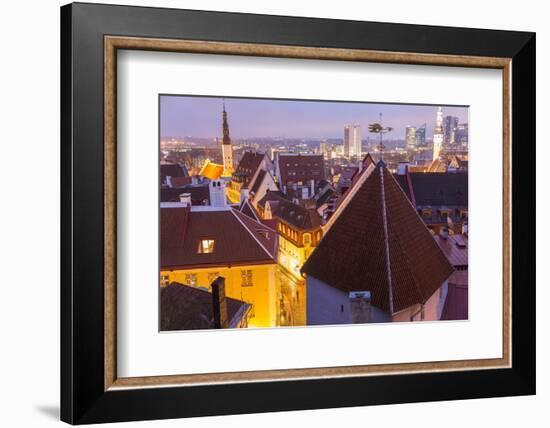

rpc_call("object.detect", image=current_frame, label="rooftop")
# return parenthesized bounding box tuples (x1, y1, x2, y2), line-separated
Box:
(302, 162, 454, 314)
(395, 172, 468, 207)
(433, 234, 468, 268)
(160, 283, 250, 330)
(199, 160, 224, 180)
(161, 206, 277, 270)
(278, 153, 325, 185)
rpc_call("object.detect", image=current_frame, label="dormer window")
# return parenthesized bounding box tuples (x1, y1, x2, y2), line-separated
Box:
(440, 209, 452, 219)
(197, 239, 215, 254)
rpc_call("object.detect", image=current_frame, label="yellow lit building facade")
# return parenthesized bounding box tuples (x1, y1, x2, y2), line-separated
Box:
(160, 206, 280, 328)
(276, 211, 323, 280)
(160, 263, 278, 328)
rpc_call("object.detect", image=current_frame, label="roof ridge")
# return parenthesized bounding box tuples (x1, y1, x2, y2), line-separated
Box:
(230, 209, 275, 260)
(379, 166, 394, 315)
(324, 162, 376, 231)
(242, 198, 261, 222)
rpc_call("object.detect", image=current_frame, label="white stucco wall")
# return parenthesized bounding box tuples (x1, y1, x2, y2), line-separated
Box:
(392, 282, 448, 322)
(306, 276, 390, 325)
(307, 276, 448, 325)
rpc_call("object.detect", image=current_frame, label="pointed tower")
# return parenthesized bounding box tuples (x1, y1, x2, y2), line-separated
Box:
(433, 106, 444, 161)
(302, 160, 454, 324)
(221, 102, 234, 177)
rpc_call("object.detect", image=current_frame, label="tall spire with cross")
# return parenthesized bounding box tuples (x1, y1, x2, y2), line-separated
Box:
(432, 106, 444, 162)
(221, 99, 234, 177)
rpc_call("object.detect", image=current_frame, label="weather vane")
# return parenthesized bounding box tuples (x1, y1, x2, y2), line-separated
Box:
(368, 113, 393, 162)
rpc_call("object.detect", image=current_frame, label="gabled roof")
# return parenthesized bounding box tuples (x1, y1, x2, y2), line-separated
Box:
(232, 152, 267, 188)
(257, 190, 287, 210)
(395, 172, 468, 206)
(199, 160, 224, 180)
(274, 200, 322, 230)
(278, 154, 325, 185)
(160, 162, 186, 184)
(427, 159, 447, 173)
(160, 283, 250, 330)
(250, 169, 267, 195)
(237, 198, 261, 222)
(161, 207, 277, 269)
(302, 162, 454, 314)
(160, 185, 210, 205)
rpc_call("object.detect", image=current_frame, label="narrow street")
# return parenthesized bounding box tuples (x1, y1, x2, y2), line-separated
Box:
(277, 266, 306, 327)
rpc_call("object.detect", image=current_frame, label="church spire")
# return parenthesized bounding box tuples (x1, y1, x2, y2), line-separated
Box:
(222, 99, 231, 146)
(220, 100, 234, 177)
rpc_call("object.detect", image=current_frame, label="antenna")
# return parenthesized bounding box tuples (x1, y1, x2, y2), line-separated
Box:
(378, 113, 385, 162)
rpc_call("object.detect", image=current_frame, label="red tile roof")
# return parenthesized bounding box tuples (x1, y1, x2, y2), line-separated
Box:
(237, 199, 261, 222)
(232, 152, 267, 189)
(160, 283, 251, 330)
(168, 176, 193, 188)
(433, 234, 468, 268)
(273, 200, 322, 230)
(161, 207, 277, 269)
(160, 163, 186, 184)
(302, 162, 454, 314)
(278, 154, 325, 186)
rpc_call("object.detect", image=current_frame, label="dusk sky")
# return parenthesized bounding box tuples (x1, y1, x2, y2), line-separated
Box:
(160, 95, 468, 140)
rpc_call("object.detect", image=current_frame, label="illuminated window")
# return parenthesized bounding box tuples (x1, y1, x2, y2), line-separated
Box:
(184, 273, 198, 286)
(197, 239, 215, 254)
(160, 274, 170, 287)
(303, 233, 311, 245)
(241, 270, 253, 287)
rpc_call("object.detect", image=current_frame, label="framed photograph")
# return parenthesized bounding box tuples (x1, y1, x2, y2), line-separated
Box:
(61, 2, 535, 424)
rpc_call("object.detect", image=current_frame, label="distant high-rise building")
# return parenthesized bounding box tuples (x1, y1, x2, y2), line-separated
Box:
(406, 126, 417, 149)
(433, 107, 444, 161)
(344, 124, 361, 159)
(454, 123, 469, 146)
(415, 125, 427, 146)
(319, 141, 328, 158)
(221, 102, 234, 177)
(443, 115, 459, 146)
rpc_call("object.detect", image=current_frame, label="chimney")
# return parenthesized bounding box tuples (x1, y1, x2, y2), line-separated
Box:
(179, 192, 192, 207)
(209, 180, 227, 207)
(462, 221, 468, 236)
(211, 277, 228, 329)
(397, 162, 408, 175)
(439, 226, 449, 239)
(349, 291, 372, 323)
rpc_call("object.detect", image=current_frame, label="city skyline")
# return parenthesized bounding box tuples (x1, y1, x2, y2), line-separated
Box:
(160, 95, 469, 140)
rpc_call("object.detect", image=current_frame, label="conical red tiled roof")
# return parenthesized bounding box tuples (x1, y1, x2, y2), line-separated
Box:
(302, 162, 454, 314)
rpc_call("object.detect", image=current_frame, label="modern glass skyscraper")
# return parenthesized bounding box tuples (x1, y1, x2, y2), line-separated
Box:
(443, 115, 459, 146)
(344, 124, 361, 159)
(406, 126, 416, 149)
(415, 125, 427, 146)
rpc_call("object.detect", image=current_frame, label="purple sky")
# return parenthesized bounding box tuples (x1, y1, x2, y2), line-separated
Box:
(160, 95, 468, 140)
